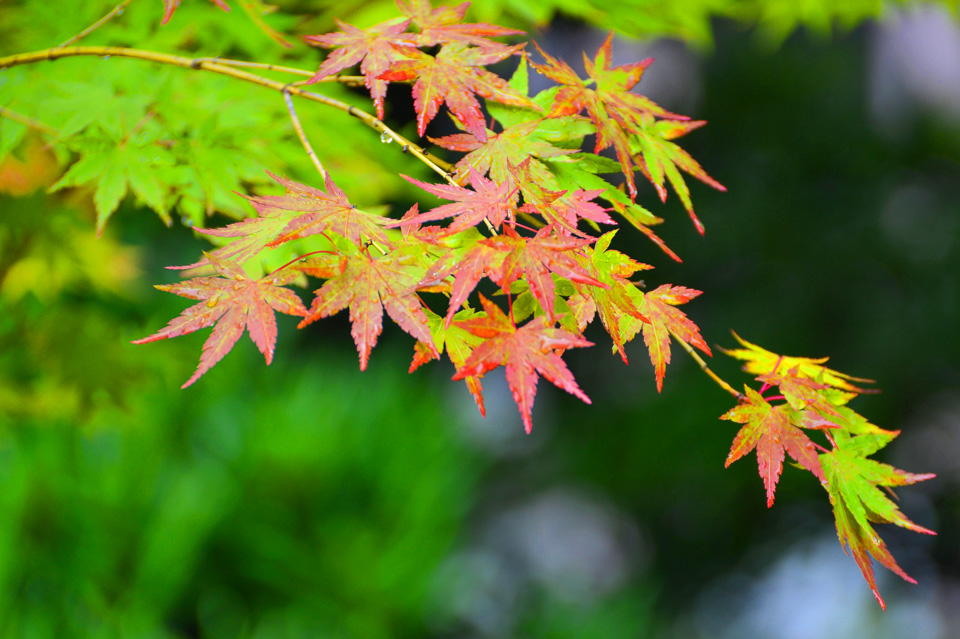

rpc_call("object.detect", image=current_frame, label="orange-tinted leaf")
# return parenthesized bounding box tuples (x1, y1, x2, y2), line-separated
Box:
(380, 44, 535, 142)
(576, 230, 652, 362)
(442, 226, 603, 325)
(397, 0, 523, 50)
(255, 172, 392, 249)
(531, 34, 723, 224)
(430, 119, 575, 184)
(304, 17, 418, 118)
(132, 254, 306, 387)
(298, 251, 436, 370)
(722, 387, 825, 507)
(628, 284, 709, 391)
(453, 295, 592, 433)
(394, 169, 518, 235)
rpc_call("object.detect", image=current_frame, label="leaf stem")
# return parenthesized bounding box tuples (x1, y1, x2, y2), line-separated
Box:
(668, 328, 743, 400)
(282, 89, 327, 180)
(57, 0, 133, 48)
(0, 46, 456, 181)
(0, 105, 60, 137)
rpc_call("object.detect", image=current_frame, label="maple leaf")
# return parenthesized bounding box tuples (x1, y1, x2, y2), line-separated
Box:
(303, 17, 418, 119)
(379, 44, 536, 142)
(620, 285, 710, 391)
(298, 250, 437, 370)
(514, 160, 615, 235)
(756, 366, 847, 421)
(170, 211, 297, 272)
(429, 119, 576, 184)
(721, 332, 874, 392)
(161, 0, 230, 25)
(441, 225, 604, 326)
(574, 230, 652, 362)
(722, 387, 828, 507)
(821, 433, 936, 609)
(397, 0, 524, 50)
(171, 172, 389, 271)
(631, 118, 726, 234)
(452, 295, 592, 433)
(255, 172, 392, 249)
(394, 169, 518, 235)
(132, 254, 306, 388)
(410, 308, 486, 415)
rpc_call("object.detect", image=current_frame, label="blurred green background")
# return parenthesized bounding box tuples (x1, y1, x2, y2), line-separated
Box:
(1, 0, 958, 636)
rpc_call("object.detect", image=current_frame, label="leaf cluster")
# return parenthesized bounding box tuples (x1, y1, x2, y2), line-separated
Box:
(720, 333, 935, 609)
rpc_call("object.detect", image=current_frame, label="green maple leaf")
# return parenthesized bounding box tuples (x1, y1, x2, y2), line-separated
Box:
(821, 432, 935, 609)
(49, 130, 175, 233)
(410, 308, 486, 415)
(571, 230, 652, 362)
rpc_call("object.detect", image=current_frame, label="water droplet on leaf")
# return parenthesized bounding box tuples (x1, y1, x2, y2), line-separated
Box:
(380, 132, 392, 144)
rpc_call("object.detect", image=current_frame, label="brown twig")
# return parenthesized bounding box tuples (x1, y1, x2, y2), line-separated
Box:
(669, 328, 744, 400)
(57, 0, 133, 48)
(282, 90, 327, 179)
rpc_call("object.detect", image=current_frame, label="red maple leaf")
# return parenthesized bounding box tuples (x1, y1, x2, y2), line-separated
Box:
(722, 387, 829, 507)
(132, 254, 306, 388)
(531, 34, 723, 227)
(441, 225, 604, 326)
(252, 172, 392, 249)
(623, 284, 710, 391)
(379, 44, 535, 142)
(514, 160, 615, 235)
(161, 0, 230, 25)
(304, 17, 419, 119)
(298, 251, 437, 370)
(397, 0, 524, 50)
(452, 295, 592, 433)
(394, 169, 518, 235)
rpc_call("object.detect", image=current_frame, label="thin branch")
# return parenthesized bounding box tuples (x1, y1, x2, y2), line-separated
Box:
(0, 46, 456, 182)
(283, 90, 327, 179)
(57, 0, 133, 48)
(669, 328, 744, 400)
(237, 0, 292, 49)
(0, 105, 59, 137)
